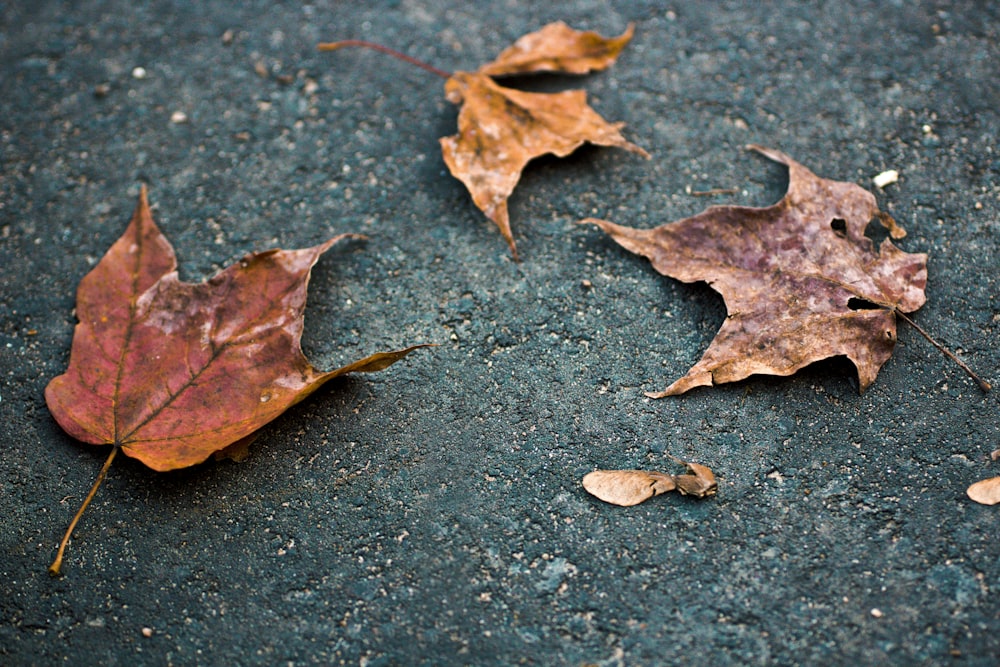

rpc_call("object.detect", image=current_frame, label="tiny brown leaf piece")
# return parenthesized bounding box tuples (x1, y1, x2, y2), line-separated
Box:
(441, 22, 647, 260)
(582, 469, 676, 506)
(672, 461, 718, 498)
(967, 476, 1000, 505)
(584, 145, 928, 396)
(583, 458, 718, 506)
(46, 187, 428, 472)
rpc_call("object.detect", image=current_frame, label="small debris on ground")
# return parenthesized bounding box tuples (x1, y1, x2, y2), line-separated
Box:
(583, 457, 716, 506)
(967, 476, 1000, 505)
(872, 169, 899, 189)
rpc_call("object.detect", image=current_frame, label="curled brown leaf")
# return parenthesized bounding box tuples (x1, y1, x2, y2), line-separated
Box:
(672, 461, 718, 498)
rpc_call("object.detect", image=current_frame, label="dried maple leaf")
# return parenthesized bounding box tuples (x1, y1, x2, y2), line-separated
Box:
(45, 187, 428, 573)
(967, 476, 1000, 505)
(582, 458, 717, 506)
(320, 22, 647, 260)
(441, 22, 648, 260)
(584, 145, 929, 397)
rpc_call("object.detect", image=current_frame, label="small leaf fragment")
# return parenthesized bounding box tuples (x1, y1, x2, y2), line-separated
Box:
(876, 211, 907, 240)
(582, 459, 717, 506)
(672, 461, 718, 498)
(582, 469, 675, 506)
(967, 476, 1000, 505)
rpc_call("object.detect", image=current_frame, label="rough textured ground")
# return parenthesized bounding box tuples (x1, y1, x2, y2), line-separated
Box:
(2, 1, 998, 665)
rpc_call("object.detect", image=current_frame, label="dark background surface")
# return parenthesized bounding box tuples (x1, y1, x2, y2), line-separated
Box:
(2, 1, 998, 664)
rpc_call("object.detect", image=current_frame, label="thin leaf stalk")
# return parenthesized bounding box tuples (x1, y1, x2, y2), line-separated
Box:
(49, 446, 118, 576)
(895, 310, 991, 391)
(317, 40, 452, 79)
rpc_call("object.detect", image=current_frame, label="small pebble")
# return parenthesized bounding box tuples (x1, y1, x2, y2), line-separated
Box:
(872, 170, 898, 189)
(141, 627, 153, 638)
(93, 83, 110, 98)
(870, 608, 884, 618)
(170, 111, 189, 124)
(221, 29, 234, 46)
(131, 66, 147, 79)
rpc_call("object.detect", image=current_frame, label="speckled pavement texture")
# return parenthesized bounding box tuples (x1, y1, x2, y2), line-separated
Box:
(2, 2, 998, 665)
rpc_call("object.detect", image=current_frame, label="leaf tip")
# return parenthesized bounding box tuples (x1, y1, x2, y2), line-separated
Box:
(578, 217, 610, 230)
(745, 144, 791, 166)
(876, 211, 907, 240)
(627, 142, 652, 160)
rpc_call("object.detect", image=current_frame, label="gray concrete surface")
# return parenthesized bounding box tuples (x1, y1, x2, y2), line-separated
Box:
(2, 1, 998, 664)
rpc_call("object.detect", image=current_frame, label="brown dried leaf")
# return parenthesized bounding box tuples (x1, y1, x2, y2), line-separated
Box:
(441, 23, 647, 260)
(583, 459, 717, 506)
(442, 72, 646, 259)
(584, 145, 928, 397)
(45, 187, 429, 472)
(582, 469, 675, 506)
(478, 21, 635, 77)
(672, 461, 718, 498)
(967, 476, 1000, 505)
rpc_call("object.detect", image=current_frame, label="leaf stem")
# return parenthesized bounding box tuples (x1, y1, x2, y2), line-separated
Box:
(691, 188, 738, 197)
(317, 40, 452, 79)
(895, 310, 991, 391)
(49, 446, 118, 576)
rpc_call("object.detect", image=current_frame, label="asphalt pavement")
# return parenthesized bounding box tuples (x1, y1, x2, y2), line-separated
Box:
(2, 1, 998, 664)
